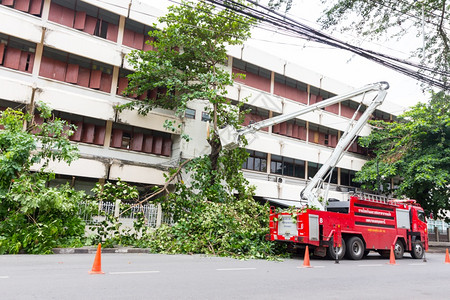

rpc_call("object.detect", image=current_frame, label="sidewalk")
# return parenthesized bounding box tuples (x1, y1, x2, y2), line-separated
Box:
(427, 241, 450, 253)
(52, 241, 450, 255)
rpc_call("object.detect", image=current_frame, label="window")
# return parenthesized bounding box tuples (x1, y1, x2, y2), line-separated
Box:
(324, 168, 338, 184)
(233, 58, 271, 78)
(123, 19, 156, 50)
(373, 109, 391, 121)
(0, 33, 36, 74)
(307, 162, 322, 179)
(110, 123, 172, 156)
(340, 168, 360, 187)
(1, 0, 44, 16)
(243, 150, 267, 172)
(270, 155, 305, 179)
(417, 210, 426, 222)
(39, 47, 113, 92)
(185, 108, 196, 119)
(310, 86, 336, 101)
(48, 0, 120, 42)
(201, 112, 211, 122)
(274, 73, 307, 92)
(51, 111, 106, 146)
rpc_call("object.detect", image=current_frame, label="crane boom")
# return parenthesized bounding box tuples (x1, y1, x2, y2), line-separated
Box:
(219, 82, 389, 150)
(301, 83, 388, 210)
(218, 81, 390, 210)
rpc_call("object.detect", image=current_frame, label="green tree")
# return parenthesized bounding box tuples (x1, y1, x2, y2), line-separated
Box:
(123, 0, 254, 170)
(319, 0, 450, 86)
(120, 0, 285, 258)
(0, 104, 86, 254)
(355, 92, 450, 219)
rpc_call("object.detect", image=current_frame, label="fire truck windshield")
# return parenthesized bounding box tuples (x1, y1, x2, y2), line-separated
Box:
(417, 210, 426, 222)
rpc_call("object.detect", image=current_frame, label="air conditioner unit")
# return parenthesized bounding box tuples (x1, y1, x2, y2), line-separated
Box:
(276, 177, 285, 184)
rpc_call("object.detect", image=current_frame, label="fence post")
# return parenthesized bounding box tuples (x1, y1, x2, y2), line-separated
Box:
(447, 227, 450, 242)
(156, 203, 162, 228)
(114, 199, 121, 218)
(435, 226, 439, 242)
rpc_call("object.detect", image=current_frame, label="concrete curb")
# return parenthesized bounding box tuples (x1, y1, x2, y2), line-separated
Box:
(52, 247, 150, 254)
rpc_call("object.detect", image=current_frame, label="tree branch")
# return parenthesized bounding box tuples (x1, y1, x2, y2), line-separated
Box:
(119, 159, 192, 217)
(437, 0, 450, 53)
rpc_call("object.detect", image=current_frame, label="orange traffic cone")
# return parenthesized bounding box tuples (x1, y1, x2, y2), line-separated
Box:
(89, 243, 105, 274)
(388, 246, 397, 265)
(302, 245, 312, 268)
(445, 248, 450, 264)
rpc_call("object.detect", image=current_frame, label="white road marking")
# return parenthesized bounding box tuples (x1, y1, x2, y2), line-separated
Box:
(216, 268, 256, 271)
(358, 264, 383, 267)
(0, 276, 9, 279)
(408, 263, 426, 266)
(296, 266, 325, 268)
(109, 271, 160, 275)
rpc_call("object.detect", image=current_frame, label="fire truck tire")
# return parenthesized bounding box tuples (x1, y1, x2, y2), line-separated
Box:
(345, 236, 365, 260)
(394, 240, 404, 259)
(410, 241, 424, 259)
(327, 238, 346, 260)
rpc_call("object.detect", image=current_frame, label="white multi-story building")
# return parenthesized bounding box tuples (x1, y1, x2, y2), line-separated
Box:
(0, 0, 401, 205)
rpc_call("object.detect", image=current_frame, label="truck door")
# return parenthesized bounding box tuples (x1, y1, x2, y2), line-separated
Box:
(396, 209, 411, 230)
(309, 214, 319, 241)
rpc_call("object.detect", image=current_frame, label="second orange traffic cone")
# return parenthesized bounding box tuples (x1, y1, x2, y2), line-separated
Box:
(388, 246, 397, 265)
(302, 245, 312, 268)
(445, 248, 450, 264)
(89, 243, 105, 274)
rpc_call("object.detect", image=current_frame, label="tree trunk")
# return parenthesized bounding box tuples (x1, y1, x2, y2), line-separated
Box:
(208, 132, 221, 172)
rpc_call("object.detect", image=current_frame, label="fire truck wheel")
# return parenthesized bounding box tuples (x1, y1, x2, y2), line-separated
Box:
(327, 238, 346, 260)
(394, 240, 404, 259)
(345, 236, 365, 260)
(410, 241, 424, 259)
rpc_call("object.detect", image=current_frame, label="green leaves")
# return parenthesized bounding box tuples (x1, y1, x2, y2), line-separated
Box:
(112, 1, 286, 259)
(120, 0, 253, 123)
(0, 104, 86, 254)
(356, 92, 450, 219)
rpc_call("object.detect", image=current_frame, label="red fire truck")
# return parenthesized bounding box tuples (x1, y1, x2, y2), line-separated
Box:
(269, 195, 428, 260)
(219, 81, 428, 260)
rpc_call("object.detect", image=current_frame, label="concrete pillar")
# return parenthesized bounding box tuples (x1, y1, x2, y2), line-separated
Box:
(435, 226, 439, 242)
(110, 66, 120, 97)
(156, 203, 162, 228)
(103, 120, 113, 148)
(117, 15, 126, 46)
(270, 71, 274, 94)
(114, 200, 121, 218)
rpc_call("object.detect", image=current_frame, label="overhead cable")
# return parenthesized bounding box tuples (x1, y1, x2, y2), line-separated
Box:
(205, 0, 449, 90)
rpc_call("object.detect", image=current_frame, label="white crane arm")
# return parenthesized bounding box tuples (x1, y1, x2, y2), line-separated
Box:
(300, 85, 388, 210)
(217, 81, 389, 210)
(218, 82, 389, 150)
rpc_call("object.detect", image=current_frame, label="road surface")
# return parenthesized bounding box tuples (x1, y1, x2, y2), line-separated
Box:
(1, 252, 449, 299)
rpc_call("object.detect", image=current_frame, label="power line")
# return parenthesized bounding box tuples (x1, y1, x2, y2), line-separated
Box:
(205, 0, 449, 90)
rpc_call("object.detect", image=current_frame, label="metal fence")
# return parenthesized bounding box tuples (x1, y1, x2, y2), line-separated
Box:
(78, 200, 173, 228)
(427, 219, 450, 234)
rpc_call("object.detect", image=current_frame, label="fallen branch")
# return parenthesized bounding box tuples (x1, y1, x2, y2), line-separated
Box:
(119, 159, 192, 217)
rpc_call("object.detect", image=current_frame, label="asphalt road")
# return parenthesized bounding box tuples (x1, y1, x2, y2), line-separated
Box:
(1, 252, 449, 299)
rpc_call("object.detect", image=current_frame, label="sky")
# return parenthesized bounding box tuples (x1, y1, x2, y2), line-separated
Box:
(150, 0, 430, 112)
(244, 0, 429, 112)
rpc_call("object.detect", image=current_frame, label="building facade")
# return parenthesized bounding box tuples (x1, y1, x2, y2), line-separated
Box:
(0, 0, 400, 205)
